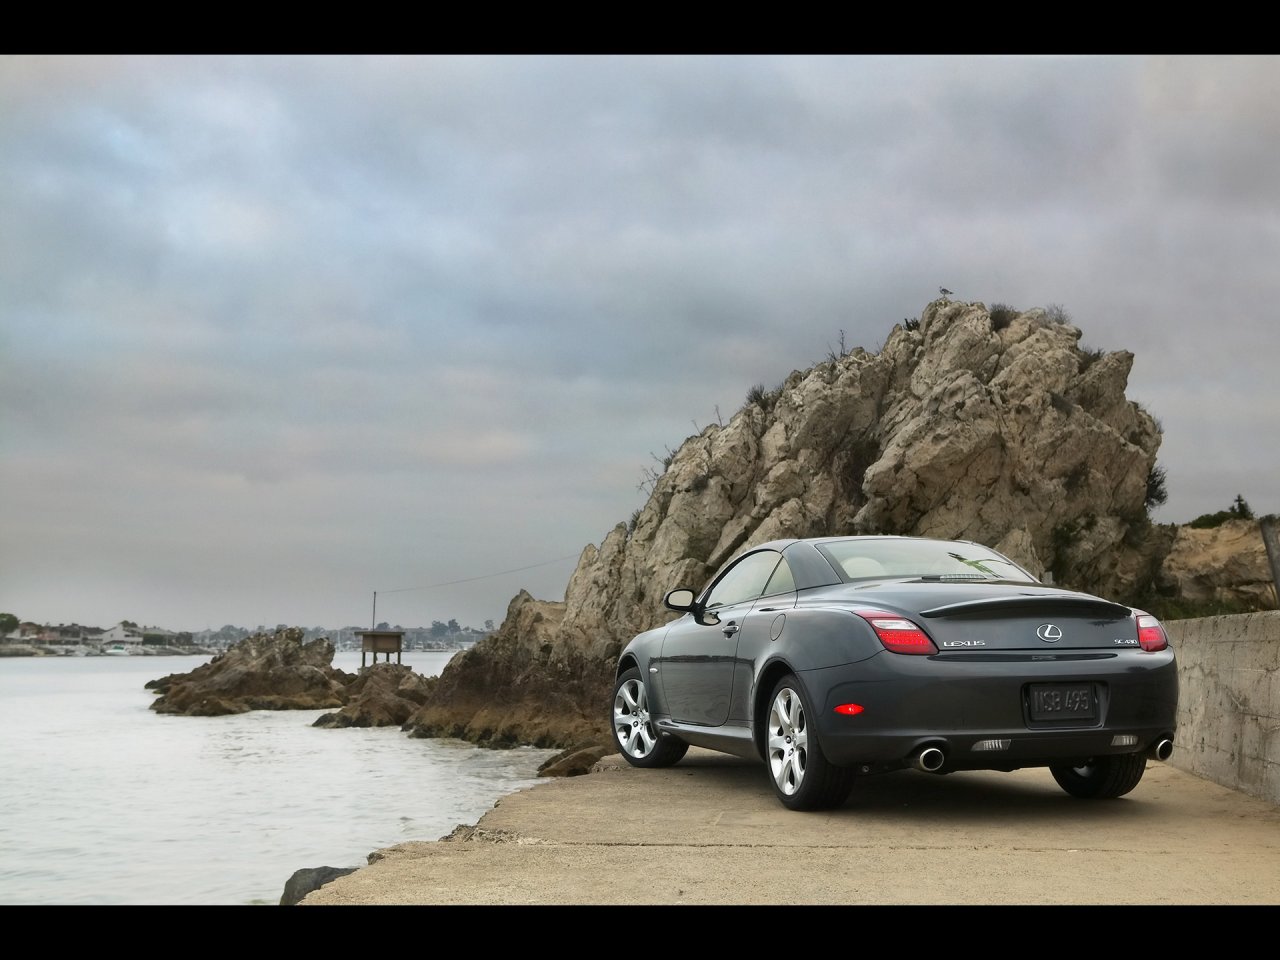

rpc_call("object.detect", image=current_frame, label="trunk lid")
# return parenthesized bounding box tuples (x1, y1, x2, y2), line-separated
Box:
(802, 579, 1139, 651)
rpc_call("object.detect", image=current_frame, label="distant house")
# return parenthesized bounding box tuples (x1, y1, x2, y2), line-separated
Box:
(1, 622, 104, 650)
(100, 622, 144, 649)
(0, 621, 42, 644)
(50, 624, 87, 643)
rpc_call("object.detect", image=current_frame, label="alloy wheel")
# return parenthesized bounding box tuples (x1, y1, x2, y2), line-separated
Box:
(767, 685, 808, 796)
(613, 676, 657, 759)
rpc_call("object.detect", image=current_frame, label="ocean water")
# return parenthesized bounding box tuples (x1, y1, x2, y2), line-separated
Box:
(0, 651, 560, 906)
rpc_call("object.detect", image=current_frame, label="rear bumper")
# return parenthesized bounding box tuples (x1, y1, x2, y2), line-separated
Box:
(802, 649, 1179, 772)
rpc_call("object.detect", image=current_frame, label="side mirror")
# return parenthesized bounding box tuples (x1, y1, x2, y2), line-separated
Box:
(663, 588, 697, 611)
(664, 588, 720, 626)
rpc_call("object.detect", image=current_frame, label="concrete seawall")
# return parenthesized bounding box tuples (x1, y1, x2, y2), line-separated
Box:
(1166, 610, 1280, 807)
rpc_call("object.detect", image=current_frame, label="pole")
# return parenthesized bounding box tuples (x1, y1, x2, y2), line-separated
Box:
(372, 591, 377, 630)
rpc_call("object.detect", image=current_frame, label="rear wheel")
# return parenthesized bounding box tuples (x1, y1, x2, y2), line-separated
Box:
(1050, 754, 1147, 799)
(611, 667, 688, 768)
(766, 674, 855, 810)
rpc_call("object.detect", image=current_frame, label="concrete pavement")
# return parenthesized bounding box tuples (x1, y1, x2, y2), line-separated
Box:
(299, 747, 1280, 906)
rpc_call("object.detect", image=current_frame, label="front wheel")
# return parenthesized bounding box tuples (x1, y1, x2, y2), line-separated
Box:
(1050, 754, 1147, 799)
(611, 667, 688, 768)
(765, 674, 855, 810)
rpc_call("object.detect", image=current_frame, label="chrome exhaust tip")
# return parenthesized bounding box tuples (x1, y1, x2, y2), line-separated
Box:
(911, 745, 946, 772)
(1152, 739, 1174, 761)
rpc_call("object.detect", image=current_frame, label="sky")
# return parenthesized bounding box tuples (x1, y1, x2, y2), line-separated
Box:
(3, 54, 1278, 634)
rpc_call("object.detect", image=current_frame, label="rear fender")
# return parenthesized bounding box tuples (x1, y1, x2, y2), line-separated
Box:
(765, 606, 884, 671)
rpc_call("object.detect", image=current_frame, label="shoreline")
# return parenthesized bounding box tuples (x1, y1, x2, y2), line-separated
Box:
(0, 645, 216, 657)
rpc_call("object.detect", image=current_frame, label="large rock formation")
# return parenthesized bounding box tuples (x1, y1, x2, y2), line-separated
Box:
(148, 627, 355, 716)
(402, 298, 1226, 755)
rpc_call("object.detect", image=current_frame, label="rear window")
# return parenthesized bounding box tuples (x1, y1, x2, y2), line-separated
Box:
(817, 539, 1037, 583)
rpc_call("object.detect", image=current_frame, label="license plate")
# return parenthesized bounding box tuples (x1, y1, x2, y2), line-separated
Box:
(1028, 683, 1095, 722)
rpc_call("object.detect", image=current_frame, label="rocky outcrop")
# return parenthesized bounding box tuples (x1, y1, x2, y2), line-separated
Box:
(279, 866, 358, 906)
(402, 298, 1208, 755)
(405, 590, 600, 749)
(147, 627, 355, 716)
(1160, 519, 1277, 607)
(536, 743, 618, 778)
(312, 663, 437, 728)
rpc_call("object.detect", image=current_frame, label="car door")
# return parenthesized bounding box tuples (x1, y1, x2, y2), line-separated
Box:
(658, 550, 785, 727)
(726, 555, 797, 723)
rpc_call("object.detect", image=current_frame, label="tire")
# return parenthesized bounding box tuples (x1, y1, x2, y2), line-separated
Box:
(1050, 754, 1148, 799)
(611, 667, 688, 768)
(765, 674, 855, 810)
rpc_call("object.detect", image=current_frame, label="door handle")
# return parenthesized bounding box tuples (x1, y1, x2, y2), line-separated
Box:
(722, 622, 739, 638)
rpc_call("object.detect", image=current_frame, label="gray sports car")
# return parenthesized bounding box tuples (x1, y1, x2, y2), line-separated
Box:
(611, 535, 1179, 810)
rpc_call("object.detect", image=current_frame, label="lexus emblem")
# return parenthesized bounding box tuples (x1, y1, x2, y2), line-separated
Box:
(1036, 623, 1063, 643)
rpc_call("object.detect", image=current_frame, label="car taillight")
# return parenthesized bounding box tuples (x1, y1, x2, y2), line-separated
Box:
(1136, 614, 1168, 652)
(855, 610, 938, 655)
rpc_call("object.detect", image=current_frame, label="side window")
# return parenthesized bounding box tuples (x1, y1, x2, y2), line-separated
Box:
(704, 551, 782, 609)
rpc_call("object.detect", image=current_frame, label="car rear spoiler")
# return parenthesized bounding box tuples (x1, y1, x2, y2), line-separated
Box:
(918, 595, 1133, 619)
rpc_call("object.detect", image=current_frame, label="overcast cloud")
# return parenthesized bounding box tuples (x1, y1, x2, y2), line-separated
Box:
(2, 54, 1277, 633)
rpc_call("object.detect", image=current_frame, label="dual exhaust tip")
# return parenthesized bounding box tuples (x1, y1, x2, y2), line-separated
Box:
(907, 738, 1175, 772)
